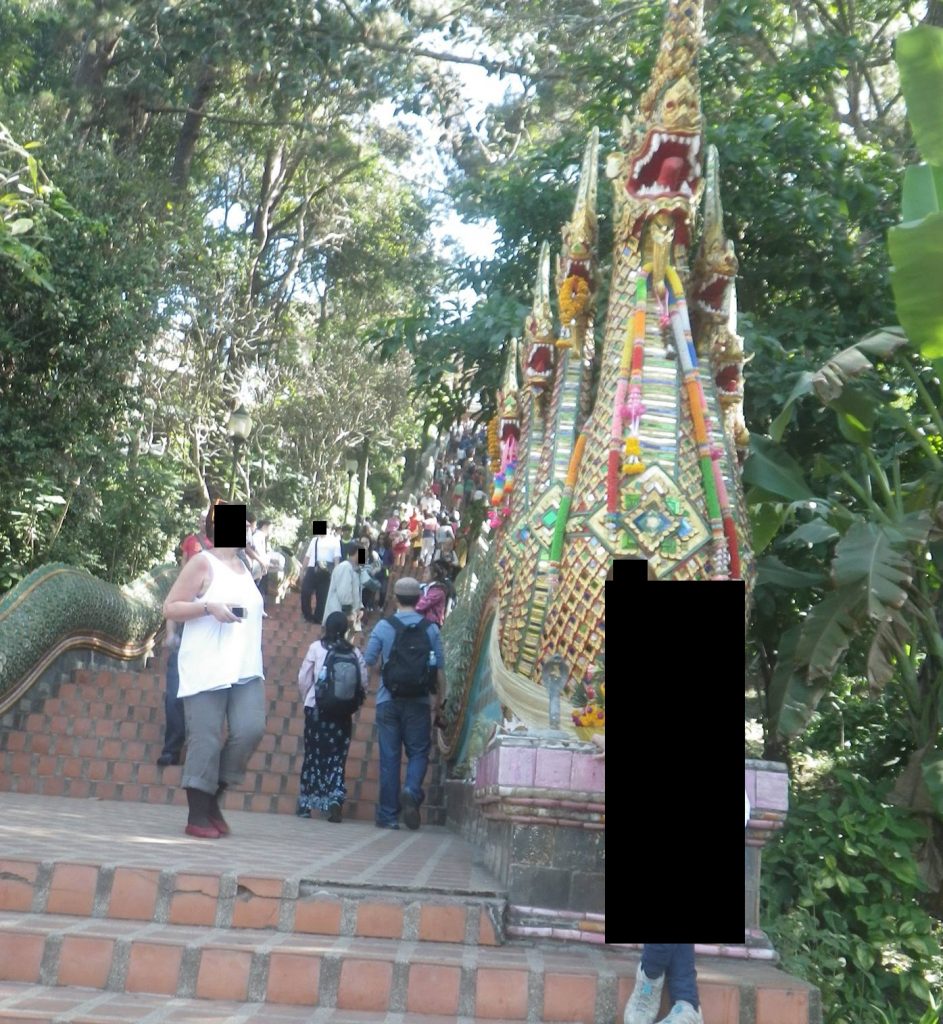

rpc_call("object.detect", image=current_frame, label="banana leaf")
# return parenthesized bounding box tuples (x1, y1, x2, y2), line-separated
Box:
(867, 608, 911, 688)
(755, 555, 826, 589)
(831, 521, 912, 620)
(780, 519, 839, 548)
(889, 213, 943, 360)
(920, 749, 943, 818)
(795, 589, 862, 681)
(896, 27, 943, 167)
(743, 435, 814, 502)
(891, 27, 943, 360)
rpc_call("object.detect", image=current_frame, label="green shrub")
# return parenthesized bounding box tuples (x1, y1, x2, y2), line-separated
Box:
(762, 766, 943, 1024)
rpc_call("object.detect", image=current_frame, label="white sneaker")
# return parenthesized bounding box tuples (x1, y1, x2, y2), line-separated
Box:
(624, 963, 664, 1024)
(656, 1001, 703, 1024)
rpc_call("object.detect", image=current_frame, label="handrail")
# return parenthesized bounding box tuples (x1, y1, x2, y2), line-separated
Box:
(0, 561, 176, 716)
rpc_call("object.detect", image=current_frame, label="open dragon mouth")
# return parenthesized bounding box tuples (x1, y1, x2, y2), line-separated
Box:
(716, 365, 741, 394)
(526, 342, 554, 380)
(500, 420, 520, 444)
(694, 273, 731, 315)
(629, 130, 702, 199)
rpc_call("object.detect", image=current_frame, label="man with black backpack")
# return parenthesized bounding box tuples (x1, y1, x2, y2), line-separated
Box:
(364, 576, 445, 830)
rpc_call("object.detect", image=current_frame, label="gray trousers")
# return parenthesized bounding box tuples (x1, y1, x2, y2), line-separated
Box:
(181, 678, 266, 794)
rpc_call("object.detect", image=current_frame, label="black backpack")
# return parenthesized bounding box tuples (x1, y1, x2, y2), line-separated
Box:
(382, 617, 436, 698)
(315, 642, 365, 718)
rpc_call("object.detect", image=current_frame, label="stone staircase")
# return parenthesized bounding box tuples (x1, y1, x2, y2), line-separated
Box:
(0, 598, 446, 824)
(0, 598, 818, 1023)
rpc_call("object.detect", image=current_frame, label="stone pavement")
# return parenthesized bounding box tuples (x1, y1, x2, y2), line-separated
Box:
(0, 793, 499, 894)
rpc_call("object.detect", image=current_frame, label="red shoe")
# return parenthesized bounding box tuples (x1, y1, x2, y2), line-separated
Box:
(185, 823, 221, 839)
(209, 816, 230, 836)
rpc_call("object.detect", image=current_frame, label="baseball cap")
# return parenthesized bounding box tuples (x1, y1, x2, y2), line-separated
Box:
(394, 577, 421, 598)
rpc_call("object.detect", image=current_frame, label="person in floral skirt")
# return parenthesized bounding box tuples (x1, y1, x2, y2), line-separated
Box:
(296, 612, 367, 822)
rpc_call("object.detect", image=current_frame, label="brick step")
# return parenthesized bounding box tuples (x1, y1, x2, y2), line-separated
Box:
(40, 682, 368, 710)
(0, 982, 549, 1024)
(0, 860, 505, 945)
(0, 914, 813, 1023)
(0, 910, 628, 1021)
(0, 656, 447, 824)
(1, 710, 382, 745)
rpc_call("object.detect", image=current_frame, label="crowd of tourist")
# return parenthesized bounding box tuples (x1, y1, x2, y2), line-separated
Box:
(159, 420, 492, 838)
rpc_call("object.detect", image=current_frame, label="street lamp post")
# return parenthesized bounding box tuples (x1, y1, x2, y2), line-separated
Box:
(228, 404, 253, 500)
(344, 457, 358, 527)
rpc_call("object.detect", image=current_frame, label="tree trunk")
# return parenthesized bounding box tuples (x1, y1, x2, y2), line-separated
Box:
(356, 439, 369, 529)
(171, 61, 218, 191)
(72, 31, 122, 92)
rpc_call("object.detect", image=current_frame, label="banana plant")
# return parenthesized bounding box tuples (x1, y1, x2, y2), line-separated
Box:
(747, 25, 943, 816)
(746, 338, 943, 750)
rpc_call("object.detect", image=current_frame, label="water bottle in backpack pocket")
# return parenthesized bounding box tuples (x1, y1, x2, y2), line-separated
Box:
(382, 617, 436, 698)
(315, 644, 365, 718)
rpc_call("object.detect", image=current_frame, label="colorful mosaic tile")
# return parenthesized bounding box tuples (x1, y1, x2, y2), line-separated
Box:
(634, 509, 671, 535)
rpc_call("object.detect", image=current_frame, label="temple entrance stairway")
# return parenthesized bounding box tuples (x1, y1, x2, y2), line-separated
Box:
(0, 599, 819, 1023)
(0, 595, 445, 825)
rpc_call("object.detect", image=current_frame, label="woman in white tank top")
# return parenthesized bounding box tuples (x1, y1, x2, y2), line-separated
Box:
(163, 507, 266, 839)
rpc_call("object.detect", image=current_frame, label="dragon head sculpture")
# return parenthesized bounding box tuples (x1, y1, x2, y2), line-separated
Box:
(692, 144, 738, 322)
(556, 128, 599, 353)
(691, 144, 750, 451)
(523, 241, 556, 396)
(497, 336, 521, 459)
(610, 0, 705, 273)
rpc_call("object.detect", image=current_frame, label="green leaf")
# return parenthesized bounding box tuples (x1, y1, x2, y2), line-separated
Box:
(850, 941, 875, 972)
(797, 590, 860, 680)
(896, 26, 943, 167)
(6, 217, 34, 236)
(831, 386, 879, 445)
(889, 213, 943, 359)
(867, 610, 910, 688)
(768, 625, 802, 737)
(901, 163, 943, 222)
(742, 436, 814, 502)
(855, 326, 910, 360)
(895, 511, 933, 546)
(749, 503, 786, 553)
(920, 749, 943, 817)
(756, 555, 826, 589)
(781, 519, 839, 548)
(832, 522, 912, 619)
(769, 371, 813, 441)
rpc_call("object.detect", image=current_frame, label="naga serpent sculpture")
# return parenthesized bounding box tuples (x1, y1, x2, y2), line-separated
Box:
(442, 0, 752, 752)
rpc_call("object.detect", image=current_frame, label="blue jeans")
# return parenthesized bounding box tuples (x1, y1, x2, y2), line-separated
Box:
(162, 650, 186, 759)
(641, 944, 699, 1008)
(375, 699, 431, 826)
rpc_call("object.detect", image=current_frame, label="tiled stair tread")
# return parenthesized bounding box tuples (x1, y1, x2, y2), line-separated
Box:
(0, 982, 543, 1023)
(0, 794, 500, 894)
(0, 914, 635, 1022)
(0, 912, 813, 991)
(0, 911, 814, 1024)
(0, 909, 615, 967)
(1, 842, 506, 945)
